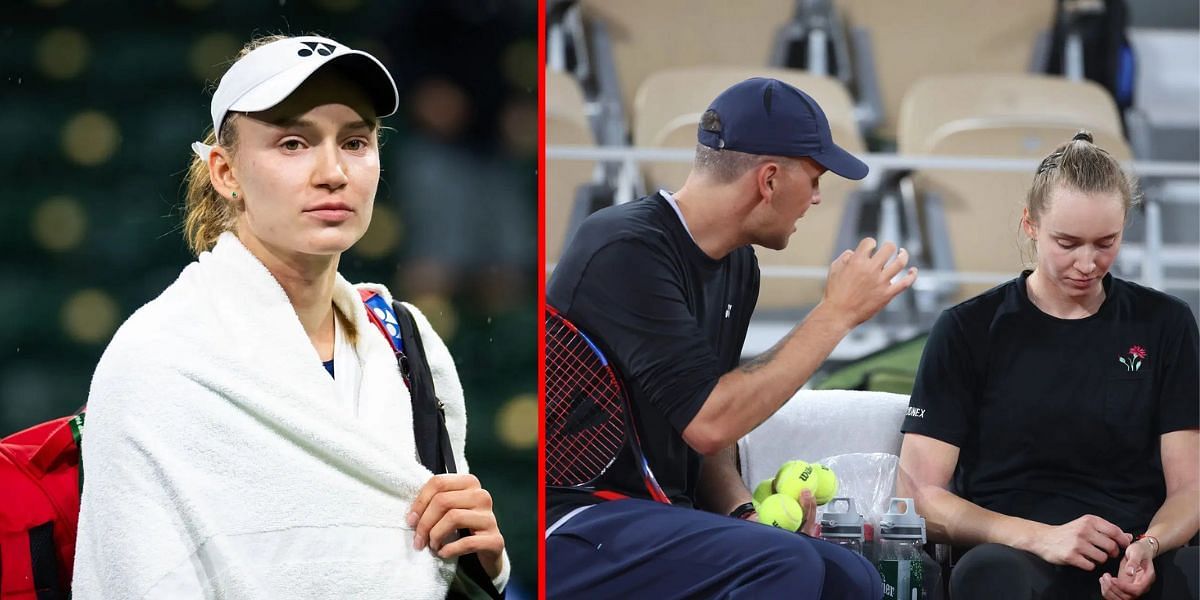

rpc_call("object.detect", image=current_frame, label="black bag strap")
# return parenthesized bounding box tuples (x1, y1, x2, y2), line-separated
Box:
(28, 521, 65, 600)
(390, 302, 503, 600)
(391, 301, 456, 475)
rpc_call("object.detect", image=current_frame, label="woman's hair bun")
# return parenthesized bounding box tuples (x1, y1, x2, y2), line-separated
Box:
(1072, 130, 1094, 143)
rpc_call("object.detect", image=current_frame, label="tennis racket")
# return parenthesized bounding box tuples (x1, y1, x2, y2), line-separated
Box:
(545, 306, 670, 503)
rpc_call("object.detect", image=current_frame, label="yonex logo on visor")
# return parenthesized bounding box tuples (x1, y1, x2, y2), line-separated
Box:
(298, 41, 336, 57)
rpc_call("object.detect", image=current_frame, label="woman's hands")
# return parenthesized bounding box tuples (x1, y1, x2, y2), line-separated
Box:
(1023, 515, 1162, 598)
(1099, 537, 1157, 600)
(1026, 514, 1132, 570)
(408, 474, 505, 579)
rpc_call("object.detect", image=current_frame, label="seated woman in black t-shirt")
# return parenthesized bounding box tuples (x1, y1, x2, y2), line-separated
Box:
(898, 131, 1199, 600)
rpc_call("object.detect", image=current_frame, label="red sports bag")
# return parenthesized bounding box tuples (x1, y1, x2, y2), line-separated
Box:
(0, 413, 83, 600)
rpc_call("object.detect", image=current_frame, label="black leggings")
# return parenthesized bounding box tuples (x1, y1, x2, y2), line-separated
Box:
(950, 543, 1199, 600)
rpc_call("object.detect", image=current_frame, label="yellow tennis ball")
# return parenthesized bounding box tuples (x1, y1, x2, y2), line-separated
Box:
(774, 460, 807, 481)
(775, 460, 818, 500)
(753, 477, 775, 505)
(771, 460, 807, 493)
(757, 493, 804, 532)
(812, 463, 838, 505)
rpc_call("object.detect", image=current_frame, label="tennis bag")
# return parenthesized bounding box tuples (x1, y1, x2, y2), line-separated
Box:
(0, 413, 84, 599)
(0, 293, 500, 600)
(814, 332, 929, 395)
(1046, 0, 1136, 116)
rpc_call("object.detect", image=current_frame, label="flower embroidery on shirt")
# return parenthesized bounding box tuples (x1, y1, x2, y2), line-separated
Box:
(1119, 345, 1147, 372)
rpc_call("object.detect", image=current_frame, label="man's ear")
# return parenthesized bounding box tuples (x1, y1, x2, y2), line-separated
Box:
(755, 161, 778, 204)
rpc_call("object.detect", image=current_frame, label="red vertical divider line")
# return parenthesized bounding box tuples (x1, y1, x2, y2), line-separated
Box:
(536, 0, 548, 597)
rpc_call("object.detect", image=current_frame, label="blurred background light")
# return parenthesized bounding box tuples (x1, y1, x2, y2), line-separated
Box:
(410, 293, 459, 342)
(189, 32, 240, 84)
(61, 288, 119, 345)
(61, 110, 120, 166)
(496, 392, 538, 449)
(353, 203, 403, 259)
(32, 195, 87, 253)
(36, 28, 90, 80)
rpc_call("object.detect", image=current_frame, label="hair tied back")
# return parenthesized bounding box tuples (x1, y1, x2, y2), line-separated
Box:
(1072, 130, 1094, 143)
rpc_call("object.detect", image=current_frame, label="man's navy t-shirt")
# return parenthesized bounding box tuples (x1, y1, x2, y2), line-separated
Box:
(547, 192, 760, 523)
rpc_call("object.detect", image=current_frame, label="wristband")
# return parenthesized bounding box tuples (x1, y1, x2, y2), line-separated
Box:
(729, 502, 757, 520)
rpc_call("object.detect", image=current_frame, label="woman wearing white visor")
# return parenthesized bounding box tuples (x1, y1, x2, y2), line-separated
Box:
(73, 35, 508, 599)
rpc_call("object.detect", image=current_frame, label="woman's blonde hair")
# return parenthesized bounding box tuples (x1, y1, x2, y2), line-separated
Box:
(1020, 130, 1141, 262)
(182, 34, 292, 256)
(1026, 130, 1141, 223)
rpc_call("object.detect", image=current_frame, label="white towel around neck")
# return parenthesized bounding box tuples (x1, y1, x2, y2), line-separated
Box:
(72, 232, 502, 599)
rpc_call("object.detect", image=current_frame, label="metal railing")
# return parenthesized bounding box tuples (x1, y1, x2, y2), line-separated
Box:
(547, 145, 1200, 291)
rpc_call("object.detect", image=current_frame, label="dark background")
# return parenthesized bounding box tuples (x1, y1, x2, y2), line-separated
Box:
(0, 0, 538, 595)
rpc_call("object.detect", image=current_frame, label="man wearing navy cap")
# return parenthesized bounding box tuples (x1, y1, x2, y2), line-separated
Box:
(546, 78, 917, 597)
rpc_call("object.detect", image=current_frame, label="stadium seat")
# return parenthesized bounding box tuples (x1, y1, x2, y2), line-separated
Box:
(546, 69, 597, 266)
(835, 0, 1055, 140)
(897, 73, 1132, 301)
(633, 66, 866, 311)
(898, 74, 1125, 154)
(579, 0, 797, 132)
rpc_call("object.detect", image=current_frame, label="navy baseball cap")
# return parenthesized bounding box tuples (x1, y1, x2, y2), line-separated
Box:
(697, 78, 869, 180)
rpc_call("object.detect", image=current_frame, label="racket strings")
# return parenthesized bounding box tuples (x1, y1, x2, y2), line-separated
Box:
(546, 326, 623, 480)
(545, 315, 627, 486)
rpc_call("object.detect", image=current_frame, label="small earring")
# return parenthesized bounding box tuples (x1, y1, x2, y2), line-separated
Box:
(231, 192, 238, 198)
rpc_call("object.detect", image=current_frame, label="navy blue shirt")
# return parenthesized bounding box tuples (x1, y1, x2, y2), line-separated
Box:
(547, 193, 760, 523)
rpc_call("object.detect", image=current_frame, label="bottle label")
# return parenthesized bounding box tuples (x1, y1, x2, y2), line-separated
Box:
(878, 559, 924, 599)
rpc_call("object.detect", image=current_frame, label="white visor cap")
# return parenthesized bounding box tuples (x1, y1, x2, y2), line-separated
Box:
(191, 36, 398, 159)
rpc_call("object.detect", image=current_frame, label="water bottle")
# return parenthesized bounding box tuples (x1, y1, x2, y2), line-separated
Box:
(875, 498, 942, 600)
(818, 497, 865, 555)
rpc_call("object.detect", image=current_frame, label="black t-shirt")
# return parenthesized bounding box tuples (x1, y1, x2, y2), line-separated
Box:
(903, 272, 1199, 534)
(547, 192, 759, 524)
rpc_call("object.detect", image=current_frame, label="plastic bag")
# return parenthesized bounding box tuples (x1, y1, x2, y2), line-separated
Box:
(815, 452, 899, 531)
